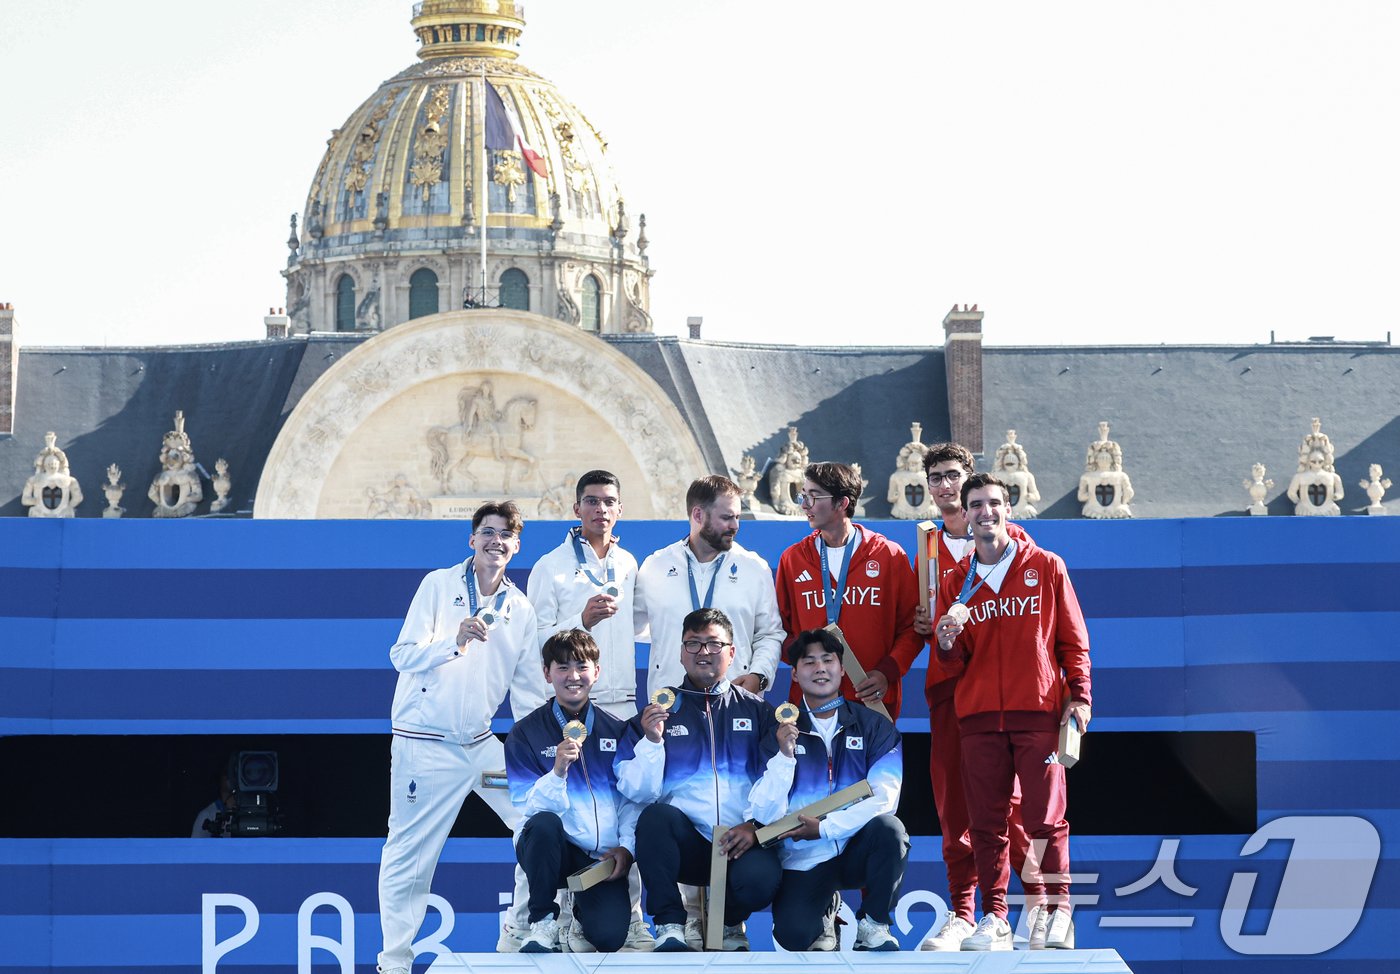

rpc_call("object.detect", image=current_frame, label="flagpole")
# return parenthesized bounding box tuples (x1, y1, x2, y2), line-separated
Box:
(478, 63, 488, 307)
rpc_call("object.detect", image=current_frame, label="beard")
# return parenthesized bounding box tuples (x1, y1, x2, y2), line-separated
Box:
(699, 522, 736, 552)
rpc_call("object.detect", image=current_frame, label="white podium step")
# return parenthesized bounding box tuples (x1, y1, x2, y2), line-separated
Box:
(427, 950, 1134, 973)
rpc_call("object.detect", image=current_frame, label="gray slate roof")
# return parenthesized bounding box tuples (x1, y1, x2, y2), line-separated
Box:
(5, 329, 1397, 519)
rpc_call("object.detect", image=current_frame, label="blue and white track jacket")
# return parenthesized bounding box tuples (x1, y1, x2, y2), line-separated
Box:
(615, 680, 780, 841)
(746, 699, 903, 872)
(505, 698, 639, 856)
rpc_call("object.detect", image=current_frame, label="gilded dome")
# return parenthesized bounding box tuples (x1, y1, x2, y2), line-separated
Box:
(285, 1, 652, 336)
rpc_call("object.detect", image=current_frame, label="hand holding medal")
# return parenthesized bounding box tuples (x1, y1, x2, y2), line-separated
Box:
(775, 702, 800, 758)
(641, 688, 677, 743)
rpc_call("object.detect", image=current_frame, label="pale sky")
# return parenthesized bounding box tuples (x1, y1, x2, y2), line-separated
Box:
(2, 1, 1397, 349)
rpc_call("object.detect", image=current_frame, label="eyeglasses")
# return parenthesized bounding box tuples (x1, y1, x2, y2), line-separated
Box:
(926, 471, 965, 486)
(579, 496, 620, 509)
(475, 527, 519, 541)
(681, 639, 732, 654)
(796, 491, 832, 507)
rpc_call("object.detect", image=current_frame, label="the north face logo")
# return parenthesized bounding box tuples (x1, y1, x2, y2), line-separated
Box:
(666, 726, 689, 737)
(543, 746, 558, 758)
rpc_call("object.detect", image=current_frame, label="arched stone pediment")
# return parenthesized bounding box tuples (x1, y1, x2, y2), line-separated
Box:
(254, 310, 706, 518)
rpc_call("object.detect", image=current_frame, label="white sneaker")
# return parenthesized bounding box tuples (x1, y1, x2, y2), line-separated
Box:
(961, 914, 1013, 951)
(920, 912, 974, 951)
(808, 910, 838, 950)
(520, 916, 561, 953)
(495, 924, 524, 952)
(1027, 905, 1049, 950)
(684, 917, 704, 950)
(563, 915, 597, 953)
(854, 916, 899, 951)
(653, 922, 693, 952)
(722, 922, 749, 951)
(1044, 909, 1075, 949)
(620, 918, 654, 951)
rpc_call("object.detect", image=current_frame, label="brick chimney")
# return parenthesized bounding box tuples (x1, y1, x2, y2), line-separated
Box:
(264, 307, 290, 339)
(943, 304, 984, 454)
(0, 303, 16, 436)
(687, 316, 703, 340)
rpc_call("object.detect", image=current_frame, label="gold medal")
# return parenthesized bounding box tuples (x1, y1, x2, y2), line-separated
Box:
(651, 687, 676, 710)
(563, 720, 588, 743)
(775, 702, 800, 724)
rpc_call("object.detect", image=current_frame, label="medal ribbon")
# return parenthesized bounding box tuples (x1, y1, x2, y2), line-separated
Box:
(955, 541, 1016, 607)
(464, 557, 509, 618)
(818, 532, 857, 627)
(805, 696, 844, 716)
(685, 543, 726, 611)
(570, 527, 616, 587)
(551, 699, 595, 737)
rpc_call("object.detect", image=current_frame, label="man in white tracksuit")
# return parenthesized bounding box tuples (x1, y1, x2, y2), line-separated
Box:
(376, 501, 548, 974)
(525, 469, 652, 950)
(634, 475, 784, 700)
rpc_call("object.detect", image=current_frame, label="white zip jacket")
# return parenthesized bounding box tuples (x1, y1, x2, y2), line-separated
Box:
(388, 560, 548, 745)
(633, 538, 785, 699)
(526, 529, 640, 708)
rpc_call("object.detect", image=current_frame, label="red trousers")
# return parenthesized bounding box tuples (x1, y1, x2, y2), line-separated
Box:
(957, 725, 1067, 919)
(929, 695, 1043, 921)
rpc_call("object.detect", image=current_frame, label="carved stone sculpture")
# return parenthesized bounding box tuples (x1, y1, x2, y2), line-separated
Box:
(887, 422, 934, 519)
(210, 458, 233, 513)
(426, 382, 540, 494)
(103, 463, 126, 518)
(736, 455, 761, 513)
(851, 463, 869, 518)
(148, 411, 204, 518)
(1287, 419, 1343, 516)
(1360, 464, 1390, 515)
(21, 431, 83, 518)
(767, 427, 809, 516)
(1077, 421, 1134, 518)
(367, 474, 431, 519)
(1242, 462, 1274, 516)
(993, 429, 1041, 519)
(537, 471, 576, 520)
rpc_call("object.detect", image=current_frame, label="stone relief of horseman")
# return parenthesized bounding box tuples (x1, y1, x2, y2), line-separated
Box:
(427, 382, 540, 493)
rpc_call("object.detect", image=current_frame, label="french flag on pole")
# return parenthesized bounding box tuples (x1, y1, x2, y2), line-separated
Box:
(484, 81, 548, 178)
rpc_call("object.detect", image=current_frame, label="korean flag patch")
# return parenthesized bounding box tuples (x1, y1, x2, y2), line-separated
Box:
(732, 718, 753, 732)
(846, 736, 864, 750)
(599, 738, 617, 752)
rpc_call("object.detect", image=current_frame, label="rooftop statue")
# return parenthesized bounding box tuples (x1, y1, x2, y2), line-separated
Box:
(887, 422, 934, 519)
(1287, 419, 1343, 516)
(1078, 421, 1134, 519)
(148, 411, 204, 518)
(1242, 462, 1274, 516)
(21, 432, 83, 518)
(993, 429, 1041, 519)
(767, 426, 809, 516)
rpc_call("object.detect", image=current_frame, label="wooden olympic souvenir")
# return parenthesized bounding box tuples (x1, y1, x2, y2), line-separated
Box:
(563, 720, 588, 743)
(651, 687, 677, 710)
(755, 780, 874, 847)
(823, 623, 890, 721)
(566, 858, 614, 892)
(916, 520, 937, 615)
(775, 702, 800, 725)
(1057, 713, 1083, 769)
(705, 826, 730, 950)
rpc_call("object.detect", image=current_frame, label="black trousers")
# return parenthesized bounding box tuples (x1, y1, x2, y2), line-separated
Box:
(516, 812, 631, 951)
(634, 803, 782, 927)
(770, 814, 910, 951)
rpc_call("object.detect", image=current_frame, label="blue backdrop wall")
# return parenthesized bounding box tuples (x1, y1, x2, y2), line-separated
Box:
(2, 516, 1395, 973)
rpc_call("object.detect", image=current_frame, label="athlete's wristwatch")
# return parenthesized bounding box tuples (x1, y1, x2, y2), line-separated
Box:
(754, 673, 769, 692)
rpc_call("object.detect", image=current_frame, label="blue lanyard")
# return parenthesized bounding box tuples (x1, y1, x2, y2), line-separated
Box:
(570, 527, 615, 587)
(955, 541, 1015, 607)
(685, 544, 726, 611)
(464, 557, 509, 618)
(805, 696, 843, 716)
(551, 700, 595, 736)
(817, 531, 857, 627)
